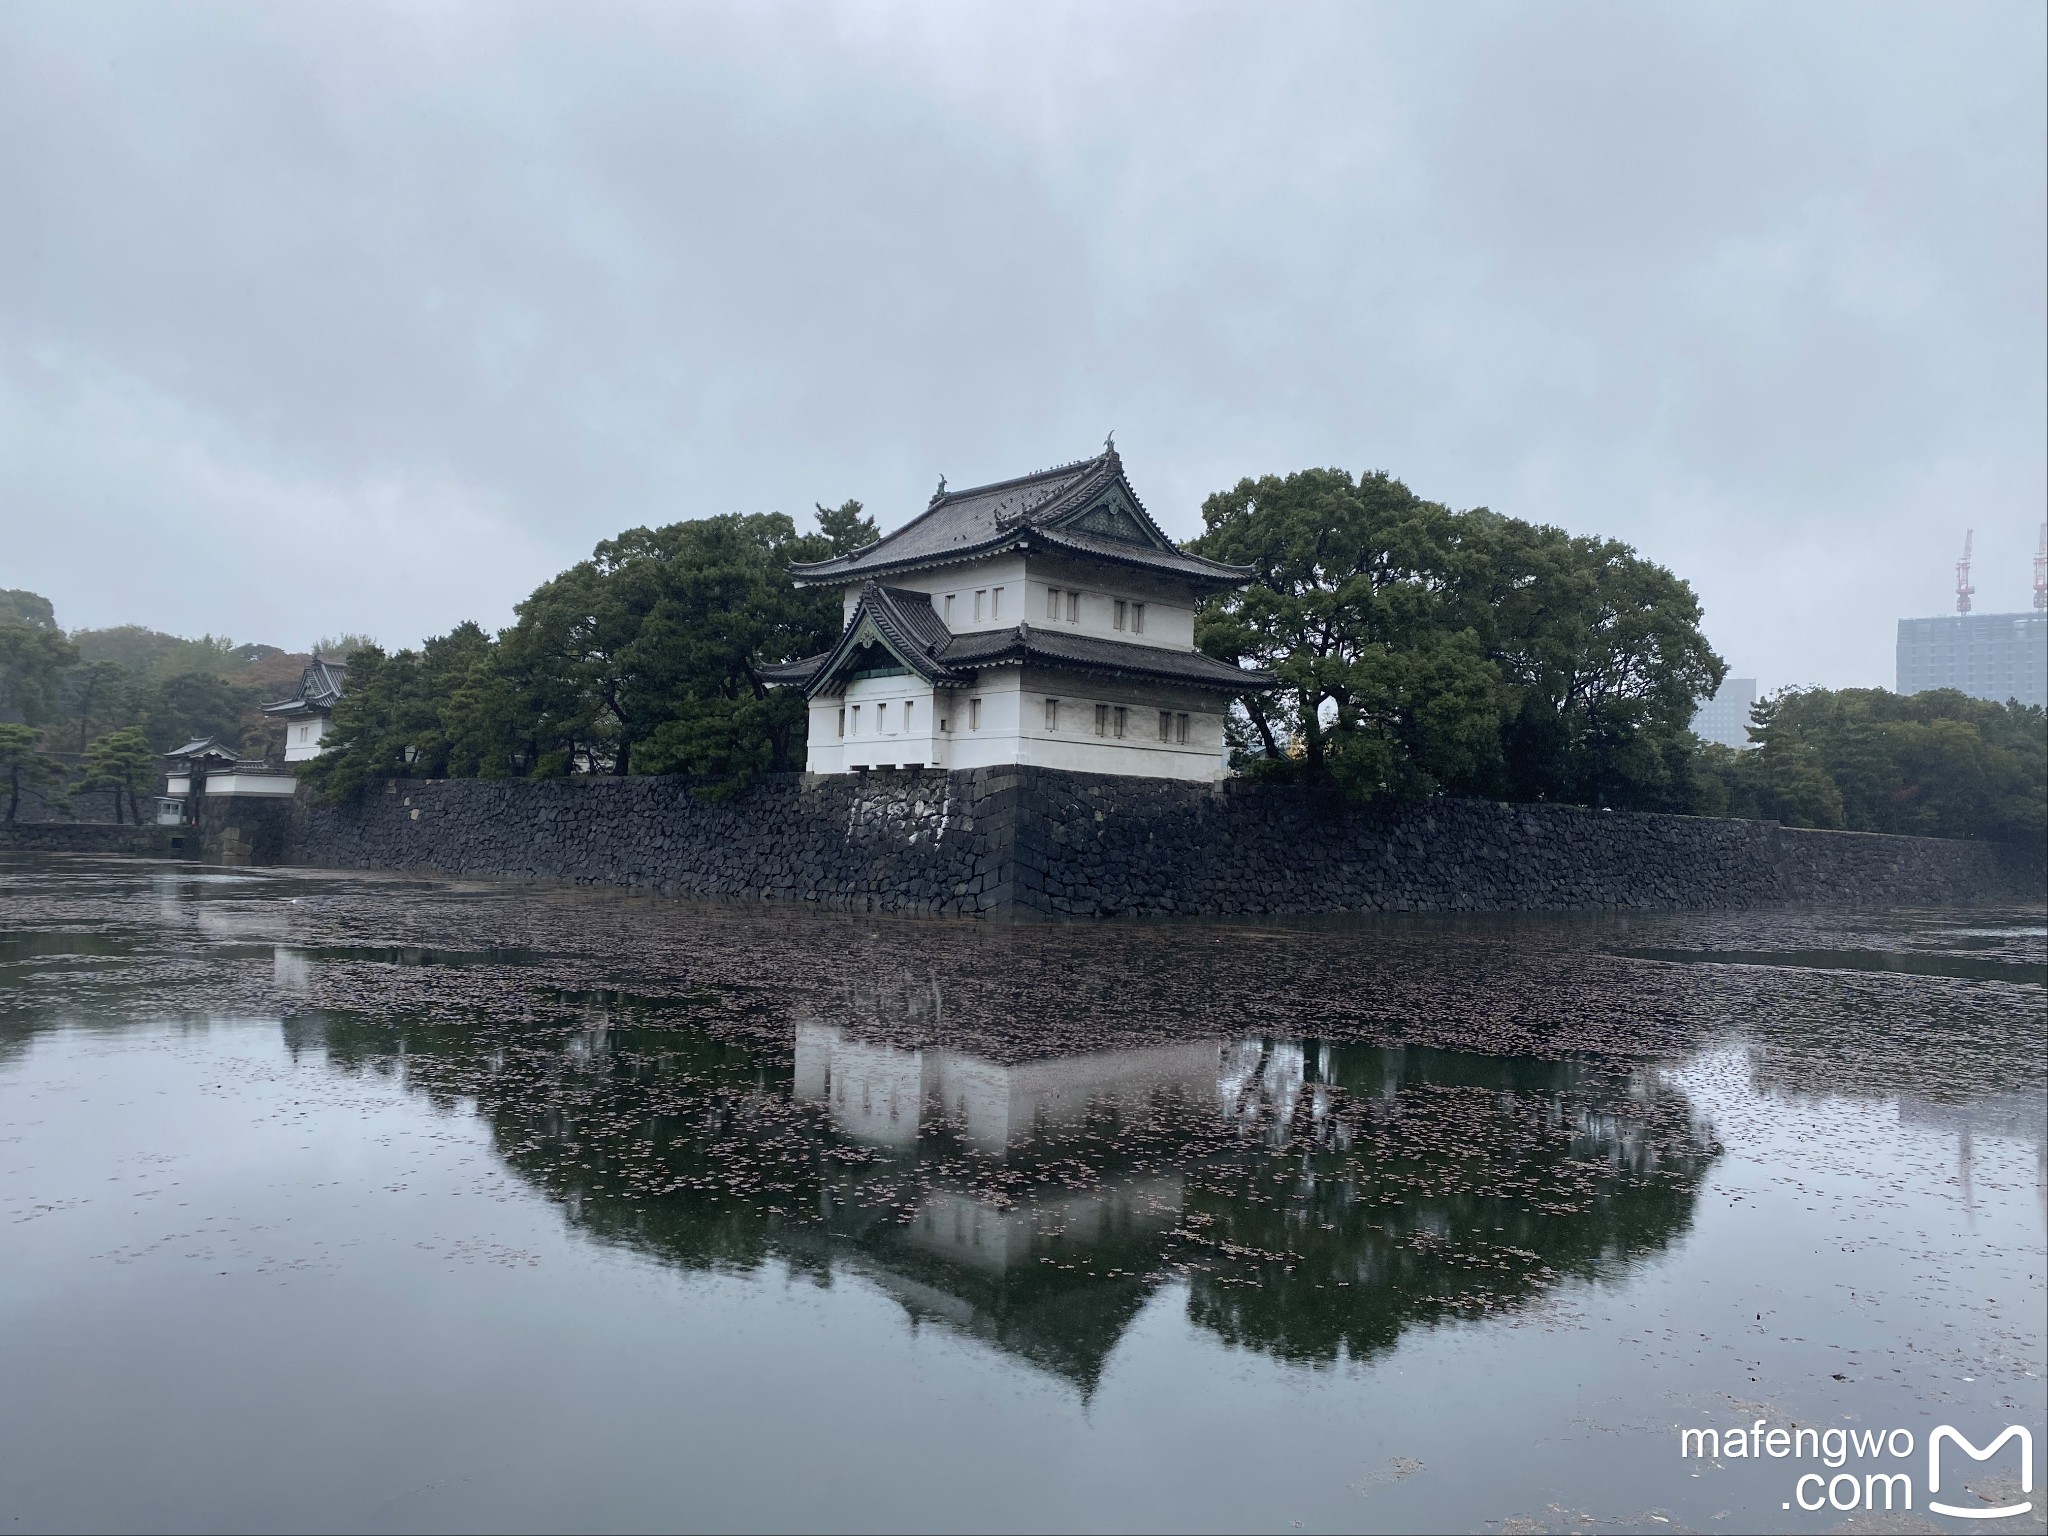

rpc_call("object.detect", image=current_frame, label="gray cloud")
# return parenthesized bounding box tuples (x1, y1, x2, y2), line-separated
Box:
(2, 0, 2041, 691)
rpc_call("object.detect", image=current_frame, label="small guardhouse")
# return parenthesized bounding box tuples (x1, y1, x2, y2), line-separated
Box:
(159, 738, 298, 825)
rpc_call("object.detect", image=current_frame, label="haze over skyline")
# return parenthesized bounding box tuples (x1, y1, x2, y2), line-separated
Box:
(4, 1, 2043, 694)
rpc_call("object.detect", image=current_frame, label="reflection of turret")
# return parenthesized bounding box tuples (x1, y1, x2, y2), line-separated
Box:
(795, 1020, 1220, 1153)
(792, 1023, 1219, 1387)
(302, 1002, 1713, 1392)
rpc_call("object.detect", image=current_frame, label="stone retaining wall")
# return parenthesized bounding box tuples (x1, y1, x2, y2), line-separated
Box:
(269, 767, 2029, 917)
(0, 822, 182, 857)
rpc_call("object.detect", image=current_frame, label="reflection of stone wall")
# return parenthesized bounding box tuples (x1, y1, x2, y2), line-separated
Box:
(277, 766, 2026, 917)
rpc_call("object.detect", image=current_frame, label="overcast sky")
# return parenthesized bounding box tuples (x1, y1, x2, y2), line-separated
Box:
(3, 1, 2042, 691)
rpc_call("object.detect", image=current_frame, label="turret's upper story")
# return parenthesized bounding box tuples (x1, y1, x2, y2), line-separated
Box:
(786, 447, 1253, 652)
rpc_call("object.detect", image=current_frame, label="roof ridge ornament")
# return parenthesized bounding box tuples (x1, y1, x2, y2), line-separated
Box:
(931, 474, 947, 503)
(1104, 430, 1114, 455)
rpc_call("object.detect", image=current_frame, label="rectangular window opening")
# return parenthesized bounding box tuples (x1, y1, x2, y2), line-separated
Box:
(974, 590, 986, 622)
(1132, 602, 1146, 635)
(1047, 587, 1061, 620)
(943, 594, 955, 624)
(969, 698, 982, 731)
(904, 700, 914, 733)
(1094, 704, 1108, 737)
(1066, 591, 1080, 623)
(1045, 698, 1060, 731)
(1177, 712, 1190, 745)
(1113, 706, 1127, 738)
(992, 586, 1004, 619)
(1113, 599, 1127, 631)
(1158, 710, 1172, 742)
(877, 702, 888, 733)
(851, 705, 861, 735)
(838, 708, 847, 739)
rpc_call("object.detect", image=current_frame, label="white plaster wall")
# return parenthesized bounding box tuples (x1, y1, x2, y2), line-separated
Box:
(832, 554, 1201, 650)
(876, 556, 1031, 635)
(282, 716, 329, 762)
(902, 1179, 1186, 1274)
(817, 674, 943, 771)
(803, 663, 1232, 780)
(801, 1031, 933, 1148)
(1022, 556, 1200, 650)
(204, 773, 299, 797)
(930, 670, 1026, 772)
(935, 1042, 1222, 1154)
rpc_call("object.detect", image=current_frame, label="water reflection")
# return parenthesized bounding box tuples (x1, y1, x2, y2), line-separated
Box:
(296, 976, 1718, 1390)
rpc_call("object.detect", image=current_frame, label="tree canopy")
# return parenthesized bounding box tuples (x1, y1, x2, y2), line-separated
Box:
(78, 727, 158, 824)
(303, 501, 876, 802)
(1190, 468, 1723, 811)
(0, 724, 68, 823)
(1695, 687, 2045, 843)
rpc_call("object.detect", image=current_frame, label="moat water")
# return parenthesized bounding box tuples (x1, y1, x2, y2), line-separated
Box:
(2, 855, 2043, 1534)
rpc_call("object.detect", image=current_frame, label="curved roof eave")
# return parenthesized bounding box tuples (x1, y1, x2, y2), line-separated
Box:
(790, 528, 1252, 591)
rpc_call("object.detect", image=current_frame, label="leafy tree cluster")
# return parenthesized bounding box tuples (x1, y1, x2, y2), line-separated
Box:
(0, 603, 307, 754)
(0, 723, 69, 823)
(1694, 687, 2046, 843)
(1190, 468, 1724, 811)
(303, 503, 876, 803)
(0, 592, 324, 820)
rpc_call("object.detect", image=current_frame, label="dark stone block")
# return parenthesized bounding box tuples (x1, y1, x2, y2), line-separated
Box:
(272, 766, 2021, 919)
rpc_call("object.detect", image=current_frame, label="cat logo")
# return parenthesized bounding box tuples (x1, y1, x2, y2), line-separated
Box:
(1928, 1425, 2034, 1520)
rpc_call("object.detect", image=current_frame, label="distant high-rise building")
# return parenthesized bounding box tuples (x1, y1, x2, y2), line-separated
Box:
(1692, 677, 1757, 748)
(1895, 612, 2047, 707)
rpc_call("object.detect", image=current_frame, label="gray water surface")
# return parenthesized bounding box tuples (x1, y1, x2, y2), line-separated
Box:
(2, 856, 2042, 1534)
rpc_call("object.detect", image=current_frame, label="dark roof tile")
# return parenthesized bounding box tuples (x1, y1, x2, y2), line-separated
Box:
(788, 449, 1251, 589)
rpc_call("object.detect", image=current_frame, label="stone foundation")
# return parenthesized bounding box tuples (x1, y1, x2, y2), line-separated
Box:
(0, 823, 182, 857)
(268, 767, 2030, 917)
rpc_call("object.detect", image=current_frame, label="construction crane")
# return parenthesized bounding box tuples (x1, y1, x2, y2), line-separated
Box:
(1955, 529, 1975, 615)
(2035, 522, 2046, 611)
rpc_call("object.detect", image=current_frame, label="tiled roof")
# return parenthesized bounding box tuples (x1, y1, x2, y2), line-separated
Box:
(758, 584, 977, 694)
(166, 737, 242, 761)
(164, 737, 273, 771)
(760, 588, 1275, 699)
(936, 626, 1275, 693)
(262, 656, 348, 716)
(787, 449, 1252, 590)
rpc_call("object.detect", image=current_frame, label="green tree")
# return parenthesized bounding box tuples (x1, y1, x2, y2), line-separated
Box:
(298, 643, 428, 803)
(0, 724, 69, 823)
(304, 498, 881, 803)
(72, 626, 244, 679)
(506, 503, 872, 788)
(1700, 688, 2046, 842)
(1190, 468, 1722, 808)
(66, 660, 131, 753)
(78, 726, 158, 824)
(132, 670, 261, 752)
(1463, 513, 1723, 810)
(0, 620, 79, 726)
(1191, 469, 1504, 796)
(0, 590, 57, 629)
